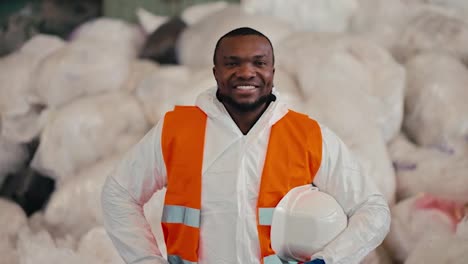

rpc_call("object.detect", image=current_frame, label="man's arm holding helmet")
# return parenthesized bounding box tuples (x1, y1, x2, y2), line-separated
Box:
(101, 121, 169, 264)
(309, 125, 391, 264)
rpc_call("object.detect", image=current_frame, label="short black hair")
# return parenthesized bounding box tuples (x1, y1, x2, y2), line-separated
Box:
(213, 27, 275, 65)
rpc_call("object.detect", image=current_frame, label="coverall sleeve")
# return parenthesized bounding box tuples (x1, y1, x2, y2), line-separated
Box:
(311, 125, 391, 264)
(101, 120, 168, 264)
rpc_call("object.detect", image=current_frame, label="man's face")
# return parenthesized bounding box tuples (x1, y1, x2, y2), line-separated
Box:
(213, 35, 275, 112)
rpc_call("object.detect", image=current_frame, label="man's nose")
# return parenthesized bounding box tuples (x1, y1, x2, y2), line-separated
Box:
(236, 64, 255, 79)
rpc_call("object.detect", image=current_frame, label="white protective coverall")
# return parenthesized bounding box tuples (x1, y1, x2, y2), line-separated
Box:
(101, 87, 391, 264)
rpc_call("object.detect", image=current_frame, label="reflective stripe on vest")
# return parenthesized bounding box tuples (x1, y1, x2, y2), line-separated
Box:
(161, 106, 322, 264)
(162, 205, 201, 228)
(258, 207, 275, 226)
(167, 255, 198, 264)
(264, 254, 299, 264)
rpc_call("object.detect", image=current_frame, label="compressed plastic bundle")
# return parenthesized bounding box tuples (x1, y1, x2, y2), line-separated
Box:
(384, 194, 465, 262)
(121, 59, 159, 93)
(302, 97, 395, 204)
(360, 245, 393, 264)
(404, 53, 468, 147)
(43, 155, 123, 239)
(136, 8, 168, 35)
(276, 33, 399, 203)
(241, 0, 358, 32)
(16, 229, 100, 264)
(176, 5, 294, 67)
(136, 65, 216, 125)
(70, 18, 144, 55)
(0, 34, 65, 142)
(389, 134, 468, 203)
(0, 239, 18, 264)
(272, 67, 303, 110)
(393, 7, 468, 63)
(28, 212, 49, 234)
(0, 199, 25, 263)
(350, 0, 429, 53)
(32, 18, 144, 108)
(277, 33, 405, 143)
(139, 17, 187, 64)
(0, 135, 28, 184)
(181, 1, 229, 26)
(31, 92, 148, 182)
(0, 198, 28, 243)
(77, 227, 125, 264)
(405, 219, 468, 264)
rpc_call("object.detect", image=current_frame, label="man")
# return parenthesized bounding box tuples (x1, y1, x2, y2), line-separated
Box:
(101, 27, 391, 264)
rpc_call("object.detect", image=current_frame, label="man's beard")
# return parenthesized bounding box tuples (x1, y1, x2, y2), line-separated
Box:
(216, 90, 277, 113)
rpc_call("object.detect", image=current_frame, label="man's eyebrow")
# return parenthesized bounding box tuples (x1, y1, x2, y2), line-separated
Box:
(223, 55, 268, 60)
(223, 56, 240, 60)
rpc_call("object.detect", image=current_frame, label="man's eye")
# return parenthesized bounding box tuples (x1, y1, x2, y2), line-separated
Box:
(225, 62, 238, 66)
(255, 61, 267, 66)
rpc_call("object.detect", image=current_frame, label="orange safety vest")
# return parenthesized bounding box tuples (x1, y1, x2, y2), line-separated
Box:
(161, 106, 322, 264)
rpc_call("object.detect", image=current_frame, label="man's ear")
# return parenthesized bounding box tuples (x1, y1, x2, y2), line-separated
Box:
(272, 67, 275, 87)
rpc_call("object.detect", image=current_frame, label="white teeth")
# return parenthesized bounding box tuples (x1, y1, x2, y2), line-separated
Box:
(236, 85, 255, 90)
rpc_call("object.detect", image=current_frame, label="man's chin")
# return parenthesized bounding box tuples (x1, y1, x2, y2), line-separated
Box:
(216, 91, 276, 113)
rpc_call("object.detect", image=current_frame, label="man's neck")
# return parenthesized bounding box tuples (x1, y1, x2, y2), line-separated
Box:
(223, 102, 270, 135)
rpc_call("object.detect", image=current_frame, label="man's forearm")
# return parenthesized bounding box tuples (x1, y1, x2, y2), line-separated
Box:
(311, 194, 391, 264)
(101, 175, 164, 263)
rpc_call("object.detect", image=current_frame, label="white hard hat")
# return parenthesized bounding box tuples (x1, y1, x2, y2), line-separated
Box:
(271, 185, 348, 262)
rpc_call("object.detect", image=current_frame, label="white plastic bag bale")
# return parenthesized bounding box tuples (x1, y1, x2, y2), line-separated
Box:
(136, 65, 216, 125)
(273, 67, 304, 111)
(241, 0, 358, 33)
(70, 18, 144, 55)
(384, 194, 465, 262)
(77, 227, 125, 264)
(16, 229, 100, 264)
(393, 7, 468, 63)
(405, 218, 468, 264)
(31, 93, 148, 182)
(176, 5, 293, 67)
(405, 0, 468, 20)
(0, 135, 28, 184)
(360, 245, 393, 264)
(0, 198, 25, 263)
(277, 33, 405, 142)
(181, 1, 229, 26)
(28, 212, 50, 234)
(0, 239, 18, 264)
(122, 59, 159, 93)
(403, 53, 468, 147)
(405, 235, 468, 264)
(457, 216, 468, 238)
(136, 66, 191, 124)
(350, 0, 427, 52)
(389, 134, 468, 203)
(276, 33, 398, 203)
(43, 155, 123, 239)
(136, 8, 168, 35)
(32, 18, 144, 108)
(0, 198, 27, 244)
(0, 34, 65, 142)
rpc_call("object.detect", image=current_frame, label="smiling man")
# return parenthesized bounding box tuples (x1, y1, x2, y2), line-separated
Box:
(101, 27, 390, 264)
